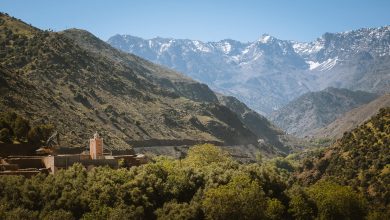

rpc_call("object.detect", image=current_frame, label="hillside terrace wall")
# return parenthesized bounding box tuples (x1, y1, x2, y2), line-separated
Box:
(43, 155, 119, 173)
(5, 157, 45, 169)
(0, 143, 38, 157)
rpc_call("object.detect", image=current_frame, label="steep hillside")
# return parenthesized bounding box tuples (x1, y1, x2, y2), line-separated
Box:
(270, 88, 378, 137)
(108, 27, 390, 115)
(0, 13, 284, 154)
(296, 107, 390, 209)
(313, 94, 390, 139)
(216, 94, 286, 151)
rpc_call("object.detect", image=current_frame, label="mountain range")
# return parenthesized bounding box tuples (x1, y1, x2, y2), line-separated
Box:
(0, 13, 286, 155)
(270, 87, 378, 137)
(108, 27, 390, 115)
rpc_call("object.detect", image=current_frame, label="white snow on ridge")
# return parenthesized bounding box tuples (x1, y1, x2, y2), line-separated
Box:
(306, 61, 321, 70)
(293, 41, 324, 55)
(192, 40, 211, 52)
(242, 47, 250, 55)
(159, 40, 173, 54)
(221, 42, 232, 54)
(306, 57, 338, 71)
(259, 35, 271, 43)
(319, 57, 338, 71)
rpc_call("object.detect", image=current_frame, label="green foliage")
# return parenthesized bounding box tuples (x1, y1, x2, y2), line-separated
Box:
(255, 151, 263, 164)
(40, 209, 75, 220)
(298, 107, 390, 210)
(4, 207, 38, 220)
(155, 200, 202, 220)
(308, 181, 367, 220)
(0, 143, 382, 219)
(265, 198, 285, 220)
(27, 126, 43, 144)
(202, 173, 267, 220)
(0, 111, 54, 145)
(273, 157, 295, 172)
(288, 186, 316, 220)
(0, 127, 11, 143)
(13, 115, 30, 140)
(183, 144, 233, 168)
(366, 209, 390, 220)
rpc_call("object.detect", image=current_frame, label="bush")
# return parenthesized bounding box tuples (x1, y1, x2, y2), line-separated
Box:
(0, 128, 12, 143)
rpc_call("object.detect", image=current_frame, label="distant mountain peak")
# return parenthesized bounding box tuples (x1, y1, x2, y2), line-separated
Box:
(107, 26, 390, 114)
(258, 34, 274, 43)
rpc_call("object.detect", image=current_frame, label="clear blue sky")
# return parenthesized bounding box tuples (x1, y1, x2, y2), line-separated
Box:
(1, 0, 389, 42)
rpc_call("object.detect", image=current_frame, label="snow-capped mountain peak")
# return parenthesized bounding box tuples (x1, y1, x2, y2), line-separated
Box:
(107, 26, 390, 114)
(258, 34, 273, 43)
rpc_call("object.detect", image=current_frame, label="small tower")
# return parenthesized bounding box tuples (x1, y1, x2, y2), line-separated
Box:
(90, 132, 103, 159)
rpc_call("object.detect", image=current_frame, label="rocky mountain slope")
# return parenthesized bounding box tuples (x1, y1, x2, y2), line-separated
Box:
(296, 107, 390, 209)
(0, 13, 286, 154)
(312, 93, 390, 139)
(108, 27, 390, 115)
(270, 88, 378, 137)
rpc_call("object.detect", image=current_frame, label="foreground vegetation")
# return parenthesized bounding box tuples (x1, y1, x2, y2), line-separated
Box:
(1, 143, 386, 220)
(296, 107, 390, 214)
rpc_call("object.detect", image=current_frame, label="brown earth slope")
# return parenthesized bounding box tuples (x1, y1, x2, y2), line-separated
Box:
(0, 13, 285, 154)
(270, 87, 378, 137)
(312, 94, 390, 139)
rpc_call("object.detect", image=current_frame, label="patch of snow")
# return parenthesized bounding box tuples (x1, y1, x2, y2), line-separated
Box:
(259, 35, 271, 43)
(242, 47, 250, 54)
(319, 57, 338, 71)
(306, 61, 321, 70)
(312, 41, 324, 53)
(230, 55, 240, 62)
(192, 40, 211, 52)
(221, 42, 232, 54)
(307, 57, 338, 71)
(159, 40, 173, 54)
(293, 41, 324, 55)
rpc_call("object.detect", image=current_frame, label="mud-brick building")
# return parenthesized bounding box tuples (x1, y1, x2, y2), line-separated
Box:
(0, 132, 147, 176)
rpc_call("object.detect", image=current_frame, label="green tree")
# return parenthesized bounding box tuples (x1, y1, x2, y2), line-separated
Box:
(265, 198, 285, 220)
(202, 173, 267, 220)
(183, 144, 232, 168)
(13, 116, 30, 141)
(308, 180, 367, 220)
(155, 201, 202, 220)
(108, 205, 144, 220)
(288, 186, 316, 220)
(27, 126, 43, 144)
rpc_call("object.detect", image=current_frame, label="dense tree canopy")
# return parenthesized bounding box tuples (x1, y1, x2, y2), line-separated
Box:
(1, 144, 384, 219)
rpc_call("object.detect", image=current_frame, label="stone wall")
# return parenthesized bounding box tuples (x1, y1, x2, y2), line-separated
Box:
(0, 143, 37, 157)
